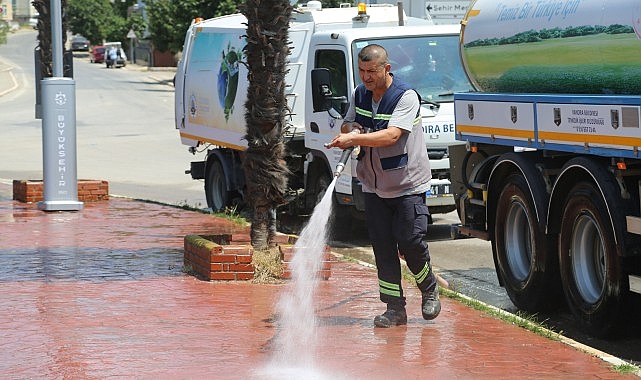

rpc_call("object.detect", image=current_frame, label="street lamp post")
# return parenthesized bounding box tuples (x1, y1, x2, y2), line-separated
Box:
(37, 0, 83, 211)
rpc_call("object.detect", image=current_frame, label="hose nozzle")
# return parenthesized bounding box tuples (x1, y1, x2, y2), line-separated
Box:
(334, 147, 354, 177)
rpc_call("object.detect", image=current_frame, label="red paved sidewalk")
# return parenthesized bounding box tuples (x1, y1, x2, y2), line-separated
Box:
(0, 183, 634, 379)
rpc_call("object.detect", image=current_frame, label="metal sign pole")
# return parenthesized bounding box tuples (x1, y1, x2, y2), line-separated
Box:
(127, 28, 137, 64)
(38, 0, 83, 211)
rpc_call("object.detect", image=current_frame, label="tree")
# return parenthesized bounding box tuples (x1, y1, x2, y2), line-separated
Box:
(240, 0, 292, 249)
(146, 0, 243, 54)
(0, 21, 8, 45)
(66, 0, 114, 45)
(33, 0, 69, 79)
(66, 0, 146, 47)
(322, 0, 345, 7)
(144, 0, 174, 52)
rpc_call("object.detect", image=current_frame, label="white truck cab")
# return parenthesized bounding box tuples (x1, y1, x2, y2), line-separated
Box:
(174, 2, 473, 220)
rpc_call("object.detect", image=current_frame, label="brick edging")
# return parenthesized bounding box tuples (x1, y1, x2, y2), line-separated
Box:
(183, 233, 334, 282)
(13, 179, 109, 203)
(184, 234, 255, 281)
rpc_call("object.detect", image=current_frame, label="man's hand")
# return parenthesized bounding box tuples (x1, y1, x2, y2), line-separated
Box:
(326, 129, 360, 150)
(340, 121, 364, 134)
(326, 124, 403, 150)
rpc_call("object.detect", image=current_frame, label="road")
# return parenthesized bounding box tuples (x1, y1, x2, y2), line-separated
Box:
(1, 29, 640, 366)
(0, 29, 207, 207)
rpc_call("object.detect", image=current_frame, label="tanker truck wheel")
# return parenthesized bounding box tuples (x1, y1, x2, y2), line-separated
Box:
(493, 173, 557, 312)
(205, 160, 232, 212)
(558, 181, 626, 337)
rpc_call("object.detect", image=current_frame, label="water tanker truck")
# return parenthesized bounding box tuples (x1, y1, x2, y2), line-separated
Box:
(174, 2, 473, 230)
(451, 0, 641, 337)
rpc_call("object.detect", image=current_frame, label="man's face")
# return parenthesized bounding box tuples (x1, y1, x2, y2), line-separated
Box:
(358, 58, 390, 93)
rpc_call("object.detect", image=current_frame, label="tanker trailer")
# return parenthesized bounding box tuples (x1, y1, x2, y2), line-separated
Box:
(450, 0, 641, 337)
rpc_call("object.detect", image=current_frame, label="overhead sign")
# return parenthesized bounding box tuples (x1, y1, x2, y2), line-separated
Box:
(426, 1, 470, 17)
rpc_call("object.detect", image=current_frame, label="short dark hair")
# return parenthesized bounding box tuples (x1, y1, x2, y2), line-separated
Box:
(358, 44, 388, 66)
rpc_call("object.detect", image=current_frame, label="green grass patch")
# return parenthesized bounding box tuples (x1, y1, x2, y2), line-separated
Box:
(612, 362, 640, 375)
(440, 287, 561, 341)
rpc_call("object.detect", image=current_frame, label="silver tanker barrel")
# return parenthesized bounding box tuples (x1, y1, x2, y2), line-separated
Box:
(460, 0, 641, 94)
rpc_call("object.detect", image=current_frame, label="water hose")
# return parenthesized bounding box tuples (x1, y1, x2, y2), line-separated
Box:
(334, 147, 354, 177)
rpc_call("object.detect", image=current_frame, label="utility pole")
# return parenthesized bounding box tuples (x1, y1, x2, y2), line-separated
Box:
(38, 0, 83, 211)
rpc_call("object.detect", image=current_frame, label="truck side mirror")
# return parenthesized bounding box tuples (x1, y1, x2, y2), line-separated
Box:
(311, 68, 333, 112)
(311, 68, 350, 117)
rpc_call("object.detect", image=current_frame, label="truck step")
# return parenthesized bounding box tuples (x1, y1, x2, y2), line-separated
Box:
(626, 216, 641, 235)
(453, 225, 490, 240)
(469, 198, 486, 207)
(629, 275, 641, 294)
(469, 182, 487, 191)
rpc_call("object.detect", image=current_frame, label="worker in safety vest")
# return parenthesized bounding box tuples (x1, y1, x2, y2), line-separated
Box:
(327, 44, 440, 327)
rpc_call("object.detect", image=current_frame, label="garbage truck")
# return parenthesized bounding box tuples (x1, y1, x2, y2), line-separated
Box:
(450, 0, 641, 337)
(174, 2, 474, 224)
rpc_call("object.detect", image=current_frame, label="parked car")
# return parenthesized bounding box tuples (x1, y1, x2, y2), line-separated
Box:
(90, 46, 106, 63)
(71, 35, 90, 52)
(29, 17, 38, 29)
(8, 21, 20, 32)
(104, 42, 127, 68)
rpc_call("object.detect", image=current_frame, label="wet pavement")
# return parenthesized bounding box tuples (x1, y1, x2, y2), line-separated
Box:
(0, 181, 637, 379)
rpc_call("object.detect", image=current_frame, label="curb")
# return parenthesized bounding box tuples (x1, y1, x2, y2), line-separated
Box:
(447, 290, 640, 375)
(331, 249, 639, 375)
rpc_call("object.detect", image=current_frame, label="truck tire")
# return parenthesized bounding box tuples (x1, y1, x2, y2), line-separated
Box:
(559, 181, 626, 337)
(205, 160, 232, 212)
(493, 173, 555, 312)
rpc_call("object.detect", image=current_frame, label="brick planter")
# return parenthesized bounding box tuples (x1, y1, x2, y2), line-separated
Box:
(183, 234, 254, 281)
(279, 244, 333, 280)
(183, 233, 334, 281)
(13, 179, 109, 203)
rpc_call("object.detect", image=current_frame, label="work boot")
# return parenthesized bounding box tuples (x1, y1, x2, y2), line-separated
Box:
(374, 306, 407, 328)
(422, 284, 441, 320)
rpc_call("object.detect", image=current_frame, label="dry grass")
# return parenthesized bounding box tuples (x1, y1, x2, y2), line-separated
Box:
(252, 247, 285, 284)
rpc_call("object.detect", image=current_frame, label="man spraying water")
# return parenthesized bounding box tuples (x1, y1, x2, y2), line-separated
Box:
(326, 44, 440, 328)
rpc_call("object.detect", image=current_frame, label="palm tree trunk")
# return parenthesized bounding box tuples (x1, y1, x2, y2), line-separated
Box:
(241, 0, 292, 249)
(33, 0, 69, 79)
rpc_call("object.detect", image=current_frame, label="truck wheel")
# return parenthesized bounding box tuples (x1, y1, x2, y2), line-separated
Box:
(205, 160, 231, 212)
(559, 181, 626, 337)
(493, 173, 555, 311)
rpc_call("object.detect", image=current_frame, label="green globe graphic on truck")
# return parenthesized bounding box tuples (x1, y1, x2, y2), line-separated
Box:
(217, 43, 242, 121)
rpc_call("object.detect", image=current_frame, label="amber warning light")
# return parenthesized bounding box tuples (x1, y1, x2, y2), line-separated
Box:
(354, 2, 370, 22)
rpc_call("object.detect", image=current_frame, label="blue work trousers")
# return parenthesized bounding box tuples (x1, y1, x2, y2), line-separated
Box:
(364, 192, 436, 308)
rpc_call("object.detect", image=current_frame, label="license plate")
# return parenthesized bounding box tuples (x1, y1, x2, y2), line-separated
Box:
(427, 184, 450, 197)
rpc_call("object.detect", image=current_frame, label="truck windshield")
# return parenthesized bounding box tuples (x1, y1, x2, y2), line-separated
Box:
(353, 35, 473, 102)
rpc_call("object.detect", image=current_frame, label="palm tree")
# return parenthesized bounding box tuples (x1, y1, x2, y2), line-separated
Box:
(240, 0, 292, 249)
(32, 0, 69, 79)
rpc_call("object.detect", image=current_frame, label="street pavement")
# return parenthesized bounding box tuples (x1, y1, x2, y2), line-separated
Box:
(0, 180, 637, 379)
(0, 58, 19, 97)
(0, 41, 638, 379)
